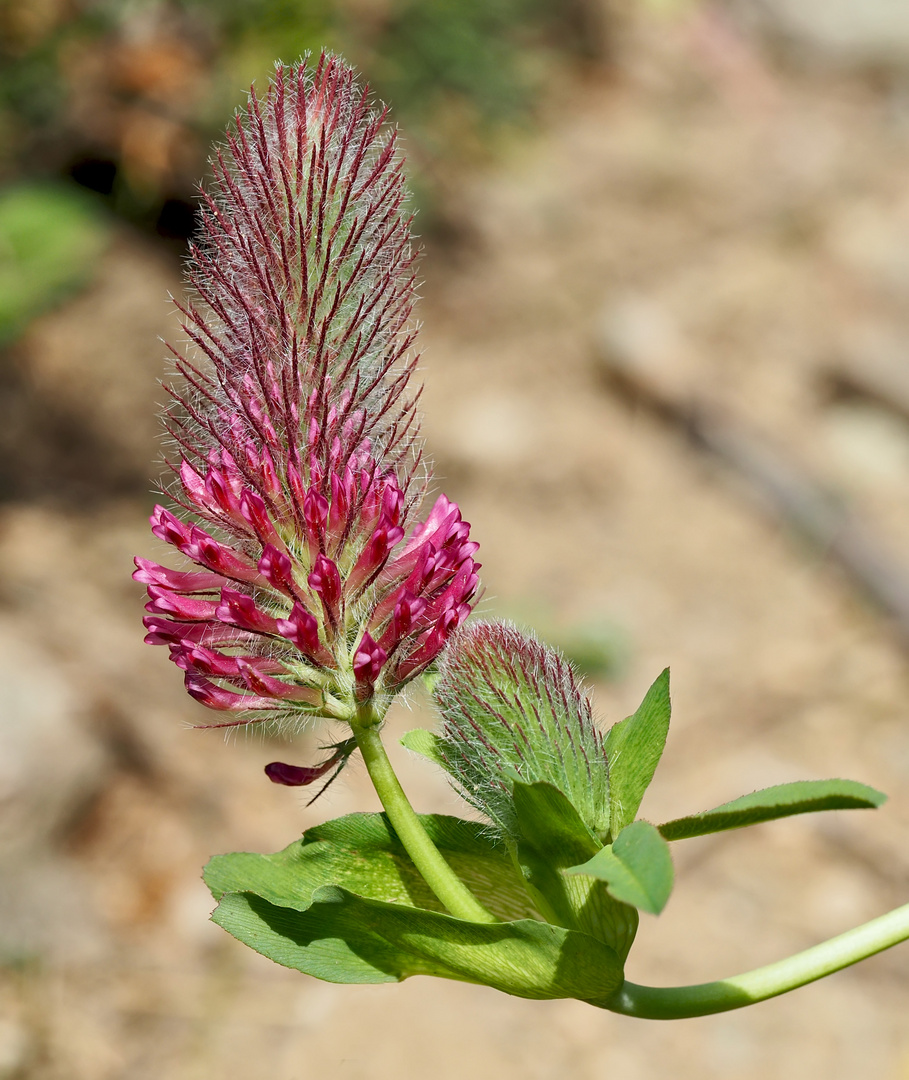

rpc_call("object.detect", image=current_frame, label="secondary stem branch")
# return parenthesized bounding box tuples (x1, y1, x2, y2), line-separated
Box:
(353, 719, 498, 924)
(606, 902, 909, 1019)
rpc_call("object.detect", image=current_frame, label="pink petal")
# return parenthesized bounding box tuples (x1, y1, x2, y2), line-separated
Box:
(216, 588, 282, 635)
(133, 557, 227, 593)
(145, 587, 221, 621)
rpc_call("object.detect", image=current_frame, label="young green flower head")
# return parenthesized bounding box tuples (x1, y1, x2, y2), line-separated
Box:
(434, 620, 611, 839)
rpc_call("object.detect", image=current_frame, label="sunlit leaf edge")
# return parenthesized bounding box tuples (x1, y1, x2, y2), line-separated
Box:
(658, 779, 887, 841)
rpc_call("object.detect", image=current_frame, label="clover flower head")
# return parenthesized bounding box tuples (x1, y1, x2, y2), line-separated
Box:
(135, 55, 480, 739)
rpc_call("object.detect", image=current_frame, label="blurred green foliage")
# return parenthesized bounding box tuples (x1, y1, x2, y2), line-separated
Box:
(556, 619, 629, 681)
(0, 0, 607, 339)
(346, 0, 561, 137)
(0, 0, 606, 189)
(0, 183, 111, 345)
(486, 598, 629, 681)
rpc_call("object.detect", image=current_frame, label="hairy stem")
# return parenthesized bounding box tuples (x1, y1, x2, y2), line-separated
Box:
(352, 715, 498, 924)
(606, 902, 909, 1019)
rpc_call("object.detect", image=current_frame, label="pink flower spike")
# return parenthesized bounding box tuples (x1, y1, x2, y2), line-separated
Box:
(134, 57, 485, 730)
(132, 557, 227, 593)
(353, 632, 387, 700)
(216, 588, 281, 636)
(275, 603, 332, 665)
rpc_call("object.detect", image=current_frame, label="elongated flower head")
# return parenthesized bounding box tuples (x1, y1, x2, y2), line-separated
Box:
(434, 621, 610, 838)
(135, 55, 480, 732)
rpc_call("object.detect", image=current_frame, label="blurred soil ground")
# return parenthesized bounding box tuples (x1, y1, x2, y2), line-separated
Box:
(2, 9, 909, 1080)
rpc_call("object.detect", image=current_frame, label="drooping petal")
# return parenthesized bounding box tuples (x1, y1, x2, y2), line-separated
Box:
(236, 659, 322, 704)
(216, 589, 282, 636)
(145, 587, 221, 622)
(132, 557, 227, 593)
(184, 673, 282, 715)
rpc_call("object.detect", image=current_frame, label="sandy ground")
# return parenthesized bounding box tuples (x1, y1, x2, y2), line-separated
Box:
(2, 13, 909, 1080)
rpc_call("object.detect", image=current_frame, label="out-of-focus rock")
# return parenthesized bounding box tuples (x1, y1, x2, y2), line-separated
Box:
(0, 619, 105, 857)
(596, 293, 697, 405)
(0, 1016, 31, 1079)
(741, 0, 909, 68)
(437, 391, 540, 469)
(0, 619, 109, 961)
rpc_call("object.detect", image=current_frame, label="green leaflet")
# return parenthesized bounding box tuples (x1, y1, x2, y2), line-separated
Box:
(604, 669, 671, 837)
(567, 821, 674, 916)
(204, 812, 538, 922)
(658, 779, 887, 841)
(400, 727, 446, 767)
(511, 780, 639, 960)
(212, 886, 624, 1004)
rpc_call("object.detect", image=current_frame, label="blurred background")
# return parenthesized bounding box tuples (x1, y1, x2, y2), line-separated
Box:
(2, 0, 909, 1076)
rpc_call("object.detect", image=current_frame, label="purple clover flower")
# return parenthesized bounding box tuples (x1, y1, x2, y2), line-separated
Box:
(135, 55, 480, 753)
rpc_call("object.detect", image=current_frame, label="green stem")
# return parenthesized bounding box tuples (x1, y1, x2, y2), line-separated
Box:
(606, 902, 909, 1019)
(352, 718, 498, 924)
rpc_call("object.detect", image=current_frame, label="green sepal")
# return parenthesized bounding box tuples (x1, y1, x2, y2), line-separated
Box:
(658, 779, 887, 841)
(212, 886, 624, 1004)
(510, 780, 639, 959)
(605, 669, 671, 837)
(567, 821, 674, 916)
(204, 812, 538, 922)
